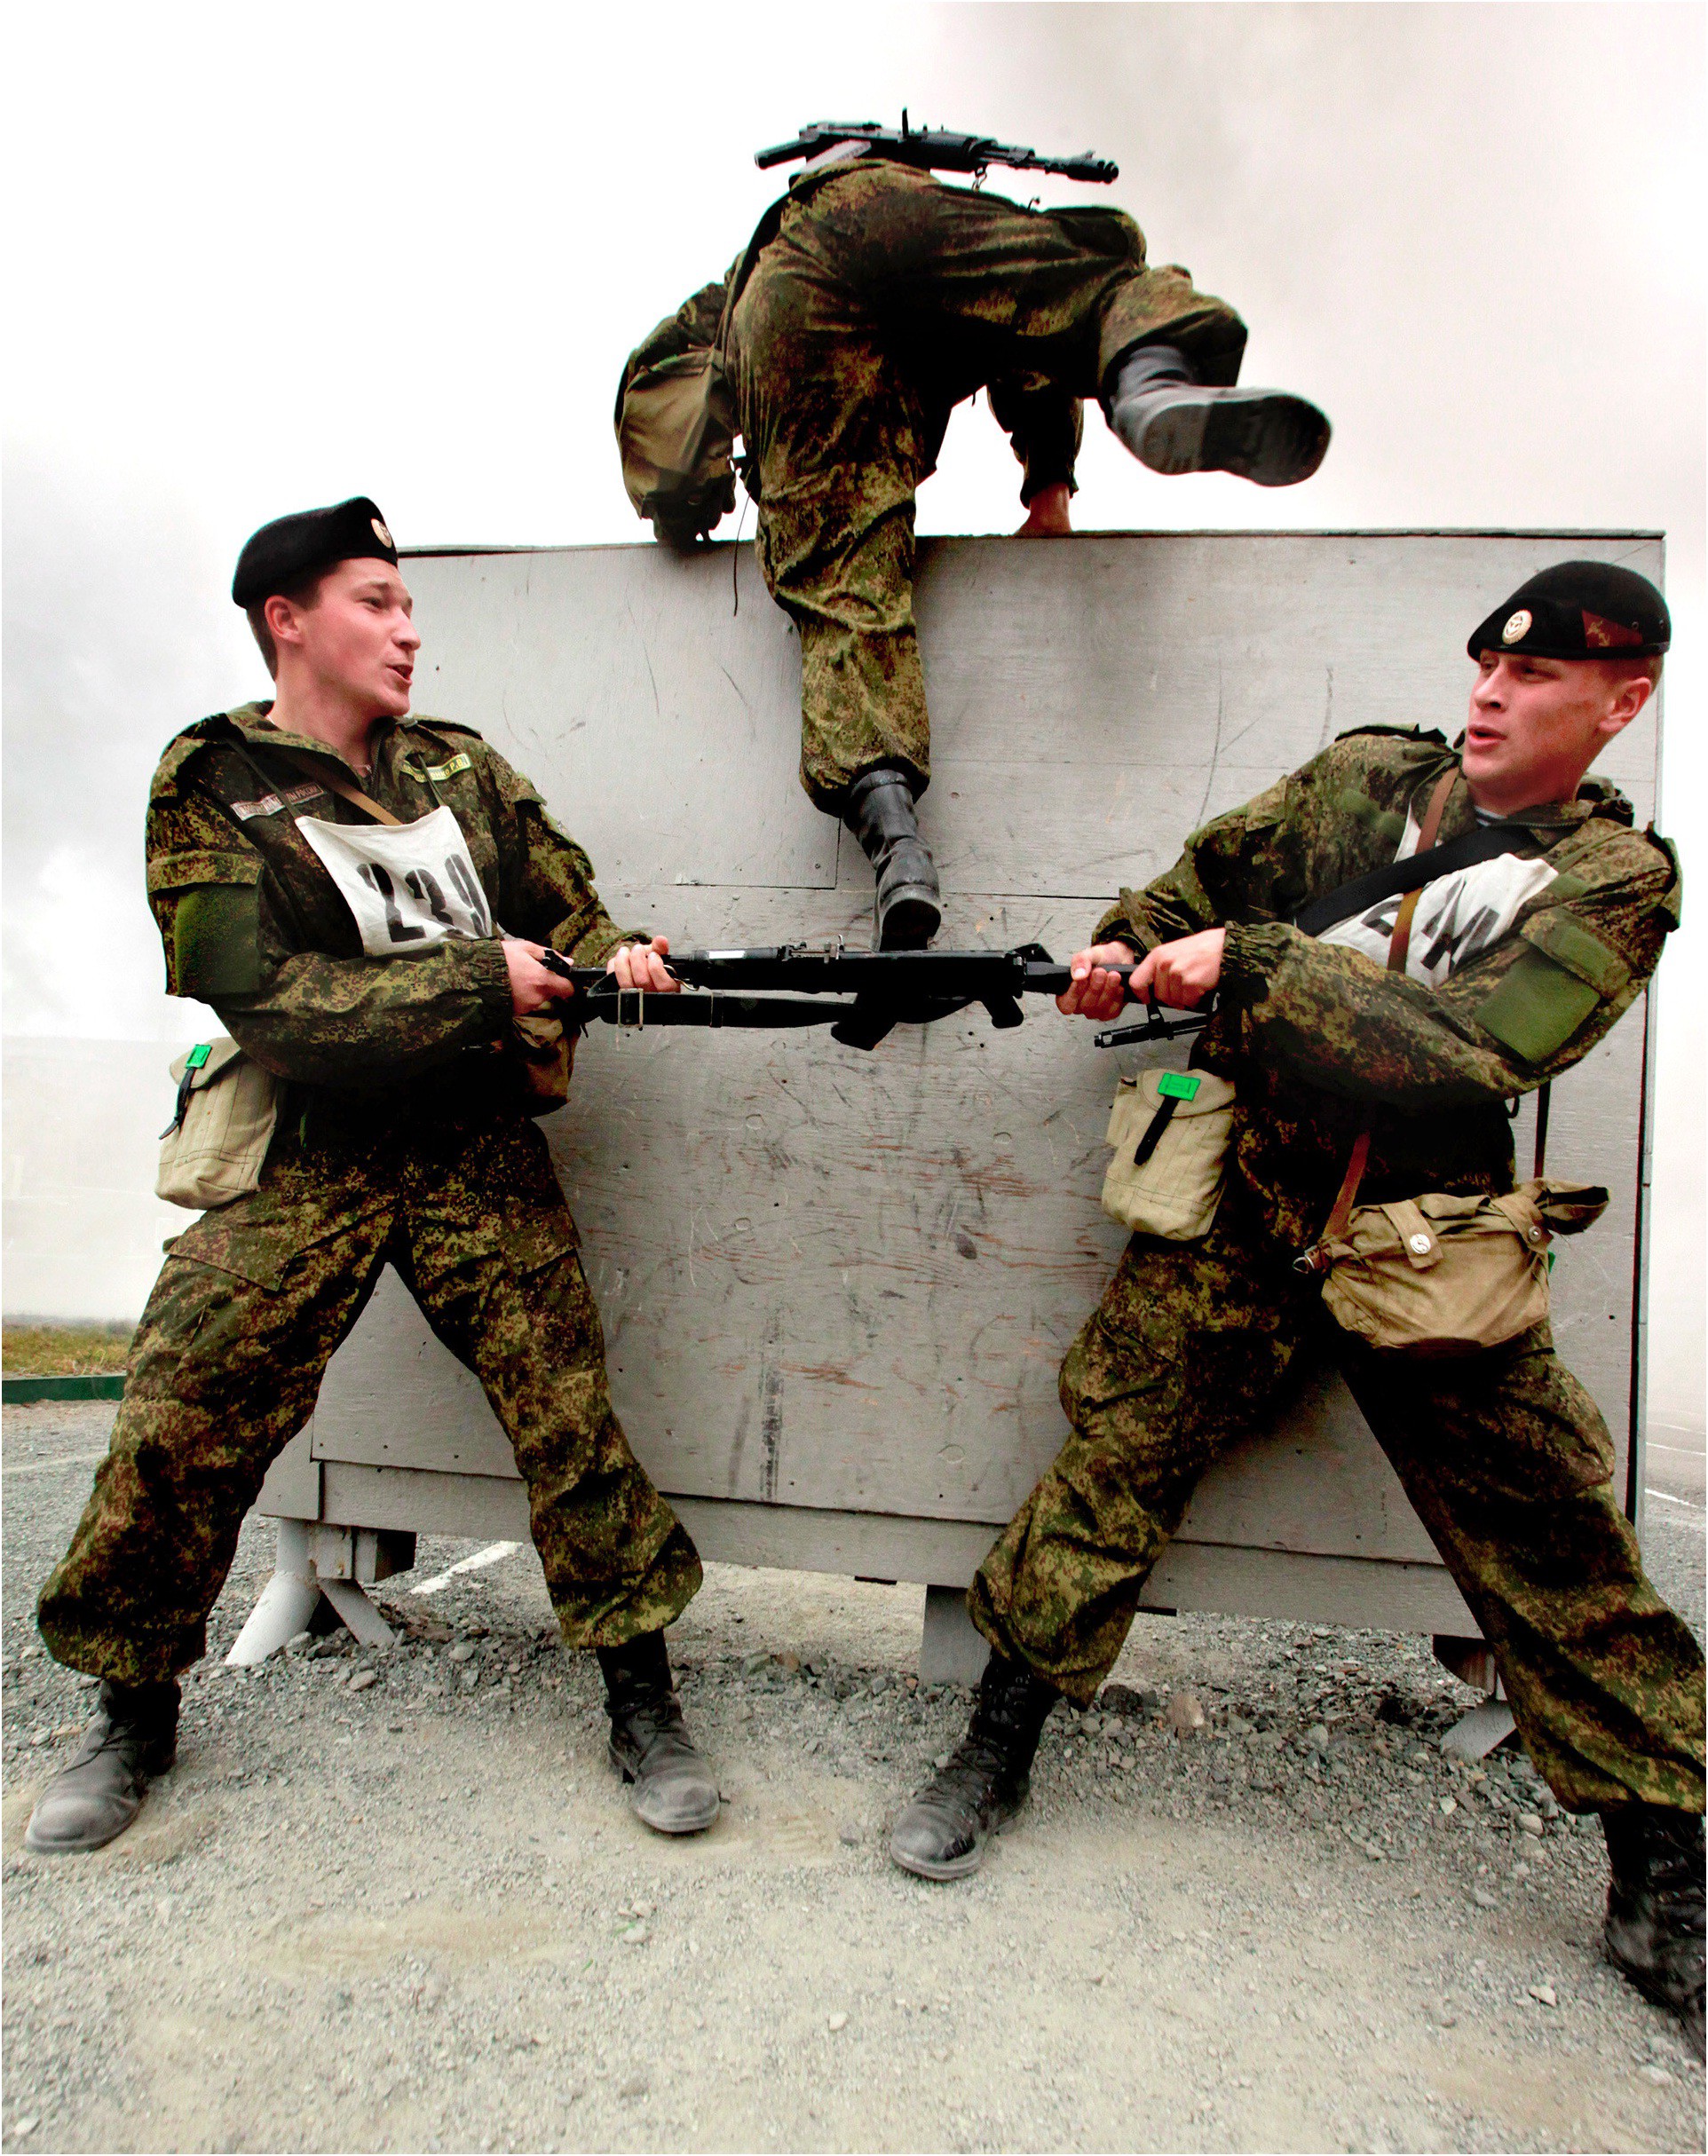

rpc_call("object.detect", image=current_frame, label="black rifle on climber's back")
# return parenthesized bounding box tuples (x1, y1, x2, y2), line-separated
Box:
(755, 115, 1118, 187)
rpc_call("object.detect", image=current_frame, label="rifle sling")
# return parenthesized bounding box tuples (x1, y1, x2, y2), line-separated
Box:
(1293, 816, 1530, 937)
(265, 742, 407, 827)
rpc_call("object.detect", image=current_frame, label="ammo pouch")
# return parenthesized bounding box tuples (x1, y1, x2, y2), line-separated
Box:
(1309, 1179, 1609, 1357)
(616, 347, 740, 540)
(1100, 1068, 1236, 1240)
(156, 1039, 281, 1209)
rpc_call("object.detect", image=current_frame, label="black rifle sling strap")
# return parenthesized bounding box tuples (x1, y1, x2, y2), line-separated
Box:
(1293, 816, 1529, 937)
(1300, 765, 1459, 1273)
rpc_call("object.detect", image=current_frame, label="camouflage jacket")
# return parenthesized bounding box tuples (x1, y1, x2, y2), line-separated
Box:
(146, 704, 630, 1099)
(623, 172, 1084, 509)
(1096, 724, 1681, 1248)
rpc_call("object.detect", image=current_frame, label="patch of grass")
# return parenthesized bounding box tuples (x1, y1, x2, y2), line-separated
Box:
(2, 1322, 135, 1376)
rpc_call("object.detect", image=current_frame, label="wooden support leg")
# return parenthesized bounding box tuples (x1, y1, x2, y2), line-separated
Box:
(1433, 1631, 1516, 1760)
(919, 1584, 989, 1687)
(226, 1520, 323, 1664)
(226, 1521, 413, 1662)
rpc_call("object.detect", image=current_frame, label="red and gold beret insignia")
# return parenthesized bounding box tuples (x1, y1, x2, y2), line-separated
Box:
(1582, 609, 1642, 650)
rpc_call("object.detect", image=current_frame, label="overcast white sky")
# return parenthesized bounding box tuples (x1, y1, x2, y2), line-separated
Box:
(3, 2, 1703, 1425)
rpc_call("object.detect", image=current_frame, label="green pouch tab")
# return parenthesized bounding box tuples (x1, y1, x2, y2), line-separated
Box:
(1475, 947, 1601, 1065)
(1522, 910, 1630, 998)
(1157, 1072, 1201, 1102)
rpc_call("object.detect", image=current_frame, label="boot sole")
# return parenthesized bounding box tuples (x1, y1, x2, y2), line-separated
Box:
(890, 1835, 987, 1882)
(1135, 391, 1330, 488)
(877, 888, 942, 952)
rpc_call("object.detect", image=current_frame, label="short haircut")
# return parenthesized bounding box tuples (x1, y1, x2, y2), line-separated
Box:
(245, 570, 329, 679)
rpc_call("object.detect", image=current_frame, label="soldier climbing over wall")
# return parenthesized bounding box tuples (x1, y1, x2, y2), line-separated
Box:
(27, 498, 723, 1853)
(616, 122, 1331, 949)
(884, 561, 1705, 2045)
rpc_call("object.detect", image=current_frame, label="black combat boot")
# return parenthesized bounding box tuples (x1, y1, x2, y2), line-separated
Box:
(1104, 343, 1331, 489)
(889, 1649, 1059, 1881)
(1601, 1805, 1705, 2047)
(597, 1631, 720, 1836)
(843, 768, 942, 951)
(24, 1678, 179, 1853)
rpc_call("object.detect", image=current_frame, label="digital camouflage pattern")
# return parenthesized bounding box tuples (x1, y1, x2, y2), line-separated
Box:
(971, 728, 1704, 1815)
(38, 1110, 700, 1681)
(1098, 725, 1683, 1250)
(146, 704, 634, 1089)
(37, 706, 699, 1681)
(634, 160, 1247, 812)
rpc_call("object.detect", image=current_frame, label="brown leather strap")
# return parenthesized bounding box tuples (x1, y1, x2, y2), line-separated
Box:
(266, 740, 405, 827)
(1382, 766, 1457, 981)
(1303, 766, 1460, 1266)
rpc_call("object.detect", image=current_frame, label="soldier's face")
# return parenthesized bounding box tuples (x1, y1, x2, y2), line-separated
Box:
(281, 559, 421, 716)
(1464, 651, 1651, 808)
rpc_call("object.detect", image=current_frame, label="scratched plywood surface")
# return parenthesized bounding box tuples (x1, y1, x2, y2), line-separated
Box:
(298, 533, 1659, 1593)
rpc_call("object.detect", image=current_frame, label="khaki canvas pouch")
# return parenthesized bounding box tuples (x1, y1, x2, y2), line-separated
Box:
(617, 348, 739, 532)
(1101, 1068, 1237, 1240)
(1316, 1179, 1608, 1356)
(156, 1039, 281, 1209)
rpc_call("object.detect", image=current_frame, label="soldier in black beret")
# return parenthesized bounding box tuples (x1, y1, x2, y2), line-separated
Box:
(891, 557, 1703, 2043)
(28, 500, 724, 1857)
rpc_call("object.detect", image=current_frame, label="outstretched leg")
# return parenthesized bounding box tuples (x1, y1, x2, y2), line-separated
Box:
(29, 1141, 394, 1850)
(399, 1115, 716, 1836)
(1341, 1323, 1705, 2039)
(893, 1208, 1311, 1877)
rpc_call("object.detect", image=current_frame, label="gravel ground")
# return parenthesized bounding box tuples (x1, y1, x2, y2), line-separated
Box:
(3, 1402, 1704, 2154)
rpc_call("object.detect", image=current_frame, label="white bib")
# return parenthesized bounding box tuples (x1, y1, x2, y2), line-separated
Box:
(297, 805, 495, 955)
(1318, 805, 1558, 989)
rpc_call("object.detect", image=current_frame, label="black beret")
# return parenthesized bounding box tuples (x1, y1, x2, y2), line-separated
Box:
(1467, 559, 1669, 662)
(232, 496, 399, 607)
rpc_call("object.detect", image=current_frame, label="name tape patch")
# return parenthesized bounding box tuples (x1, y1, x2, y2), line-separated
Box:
(230, 780, 327, 821)
(422, 753, 472, 782)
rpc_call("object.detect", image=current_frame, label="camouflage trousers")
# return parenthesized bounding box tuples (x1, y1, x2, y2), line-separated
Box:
(969, 1194, 1705, 1815)
(37, 1102, 700, 1684)
(728, 162, 1247, 813)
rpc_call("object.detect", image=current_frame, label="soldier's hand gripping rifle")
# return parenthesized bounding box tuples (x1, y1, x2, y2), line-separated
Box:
(755, 115, 1119, 186)
(539, 943, 1211, 1051)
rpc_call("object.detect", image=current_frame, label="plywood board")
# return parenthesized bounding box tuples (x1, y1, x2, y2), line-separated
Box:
(291, 531, 1658, 1621)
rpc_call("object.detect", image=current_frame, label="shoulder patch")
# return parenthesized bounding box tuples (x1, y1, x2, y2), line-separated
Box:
(421, 751, 473, 783)
(1475, 949, 1601, 1066)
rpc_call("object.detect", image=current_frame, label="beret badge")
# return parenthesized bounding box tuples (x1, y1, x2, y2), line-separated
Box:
(1501, 610, 1532, 644)
(1582, 609, 1641, 651)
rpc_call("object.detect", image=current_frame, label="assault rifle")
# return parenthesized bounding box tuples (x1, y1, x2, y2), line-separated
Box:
(755, 115, 1118, 187)
(539, 943, 1211, 1052)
